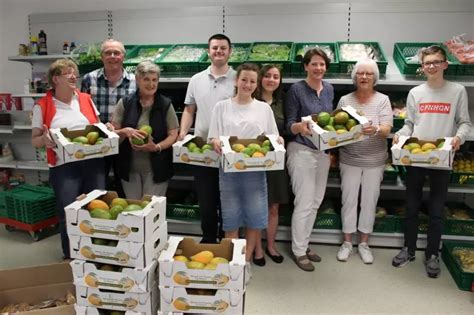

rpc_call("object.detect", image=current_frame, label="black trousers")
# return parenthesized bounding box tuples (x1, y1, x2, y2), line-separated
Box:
(404, 166, 450, 258)
(193, 166, 222, 243)
(105, 154, 125, 198)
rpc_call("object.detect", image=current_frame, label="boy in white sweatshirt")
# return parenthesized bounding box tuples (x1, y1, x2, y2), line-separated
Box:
(392, 45, 471, 278)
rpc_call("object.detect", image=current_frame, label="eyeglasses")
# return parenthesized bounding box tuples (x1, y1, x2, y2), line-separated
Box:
(59, 72, 77, 78)
(355, 72, 374, 77)
(422, 60, 446, 68)
(102, 50, 123, 57)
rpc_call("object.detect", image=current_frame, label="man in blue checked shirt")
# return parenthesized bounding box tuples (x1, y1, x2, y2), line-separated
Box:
(81, 39, 136, 196)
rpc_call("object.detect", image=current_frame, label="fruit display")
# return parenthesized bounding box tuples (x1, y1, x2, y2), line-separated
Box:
(445, 34, 474, 64)
(314, 110, 359, 134)
(452, 248, 474, 272)
(64, 131, 104, 145)
(0, 291, 75, 313)
(184, 141, 213, 154)
(453, 154, 474, 173)
(202, 46, 249, 63)
(161, 45, 206, 62)
(248, 43, 291, 61)
(338, 43, 382, 61)
(125, 47, 167, 63)
(86, 197, 148, 220)
(295, 44, 335, 62)
(173, 250, 229, 271)
(131, 124, 152, 146)
(402, 140, 444, 154)
(230, 139, 273, 158)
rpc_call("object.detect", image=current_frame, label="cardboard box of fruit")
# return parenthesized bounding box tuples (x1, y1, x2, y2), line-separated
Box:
(75, 305, 148, 315)
(69, 222, 168, 268)
(75, 283, 158, 313)
(220, 134, 285, 172)
(71, 259, 157, 293)
(172, 134, 220, 168)
(65, 190, 166, 243)
(391, 136, 454, 169)
(159, 236, 246, 291)
(302, 105, 370, 150)
(159, 285, 244, 314)
(50, 123, 119, 166)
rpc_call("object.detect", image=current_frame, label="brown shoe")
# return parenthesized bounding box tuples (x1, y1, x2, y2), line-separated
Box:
(306, 248, 322, 262)
(294, 255, 314, 272)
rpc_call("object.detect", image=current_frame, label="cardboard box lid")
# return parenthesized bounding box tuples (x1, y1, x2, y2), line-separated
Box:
(0, 262, 72, 291)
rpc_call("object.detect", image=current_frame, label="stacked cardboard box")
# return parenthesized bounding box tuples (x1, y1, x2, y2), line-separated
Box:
(158, 237, 247, 314)
(65, 190, 168, 315)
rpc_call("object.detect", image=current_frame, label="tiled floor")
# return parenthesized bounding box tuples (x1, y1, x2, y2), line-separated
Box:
(1, 227, 473, 314)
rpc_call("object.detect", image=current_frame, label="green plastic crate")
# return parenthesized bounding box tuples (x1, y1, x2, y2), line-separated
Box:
(4, 184, 56, 224)
(442, 241, 474, 291)
(456, 64, 474, 76)
(157, 44, 208, 76)
(315, 212, 341, 230)
(393, 42, 458, 76)
(450, 172, 474, 185)
(291, 42, 339, 76)
(123, 44, 173, 73)
(392, 117, 405, 132)
(246, 42, 293, 75)
(337, 41, 388, 74)
(166, 203, 200, 221)
(198, 43, 252, 71)
(373, 215, 398, 233)
(0, 190, 7, 218)
(444, 204, 474, 236)
(382, 165, 399, 184)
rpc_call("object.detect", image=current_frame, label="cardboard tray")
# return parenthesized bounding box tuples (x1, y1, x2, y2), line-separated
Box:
(172, 134, 220, 168)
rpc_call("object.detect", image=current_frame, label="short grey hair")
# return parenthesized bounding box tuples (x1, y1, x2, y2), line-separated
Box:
(135, 60, 161, 78)
(100, 39, 126, 55)
(351, 58, 380, 86)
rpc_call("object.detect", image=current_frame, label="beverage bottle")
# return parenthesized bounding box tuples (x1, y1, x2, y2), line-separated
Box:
(63, 41, 70, 55)
(38, 30, 47, 55)
(70, 42, 77, 52)
(30, 36, 39, 55)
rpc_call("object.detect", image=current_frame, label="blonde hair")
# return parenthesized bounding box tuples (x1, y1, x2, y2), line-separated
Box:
(47, 59, 78, 87)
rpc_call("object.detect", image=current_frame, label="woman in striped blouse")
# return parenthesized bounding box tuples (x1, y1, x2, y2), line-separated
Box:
(336, 59, 393, 264)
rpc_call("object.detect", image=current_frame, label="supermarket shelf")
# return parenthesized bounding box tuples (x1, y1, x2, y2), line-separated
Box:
(0, 126, 13, 134)
(0, 160, 16, 169)
(13, 124, 32, 130)
(8, 54, 77, 62)
(16, 161, 48, 171)
(11, 93, 45, 98)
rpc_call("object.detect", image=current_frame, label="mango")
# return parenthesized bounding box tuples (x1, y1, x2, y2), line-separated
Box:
(131, 137, 145, 145)
(65, 137, 72, 142)
(173, 255, 189, 263)
(111, 198, 128, 209)
(187, 261, 205, 269)
(336, 129, 347, 134)
(410, 148, 423, 154)
(191, 147, 202, 154)
(140, 200, 150, 208)
(201, 144, 213, 152)
(334, 124, 347, 131)
(109, 205, 124, 219)
(86, 131, 100, 145)
(328, 117, 335, 126)
(204, 263, 217, 270)
(324, 125, 336, 132)
(241, 147, 255, 156)
(252, 151, 265, 158)
(210, 257, 229, 265)
(334, 111, 349, 125)
(186, 142, 197, 150)
(247, 143, 261, 151)
(317, 112, 331, 127)
(259, 146, 269, 155)
(123, 204, 143, 212)
(345, 118, 357, 130)
(421, 143, 436, 151)
(262, 139, 271, 147)
(406, 143, 421, 151)
(232, 143, 245, 152)
(191, 250, 214, 264)
(87, 199, 110, 211)
(90, 208, 112, 220)
(95, 137, 104, 144)
(72, 136, 89, 145)
(138, 125, 153, 135)
(437, 141, 445, 149)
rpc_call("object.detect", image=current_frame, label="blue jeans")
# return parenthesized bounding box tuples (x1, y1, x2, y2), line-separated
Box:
(219, 170, 268, 231)
(49, 158, 106, 258)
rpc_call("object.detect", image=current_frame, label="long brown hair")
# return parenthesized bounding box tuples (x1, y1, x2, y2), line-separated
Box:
(256, 64, 283, 103)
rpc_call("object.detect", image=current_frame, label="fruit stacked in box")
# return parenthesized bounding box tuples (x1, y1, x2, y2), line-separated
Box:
(442, 241, 474, 291)
(173, 135, 220, 168)
(391, 136, 454, 169)
(50, 123, 119, 165)
(451, 153, 474, 185)
(66, 190, 167, 314)
(220, 134, 285, 172)
(158, 237, 246, 314)
(302, 105, 369, 150)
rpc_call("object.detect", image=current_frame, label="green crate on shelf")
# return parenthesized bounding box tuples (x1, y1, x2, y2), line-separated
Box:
(246, 42, 293, 75)
(78, 62, 103, 75)
(337, 41, 388, 75)
(4, 184, 56, 224)
(291, 42, 339, 76)
(392, 42, 458, 76)
(157, 44, 208, 76)
(199, 43, 252, 71)
(382, 165, 399, 184)
(373, 215, 398, 233)
(123, 44, 174, 73)
(444, 203, 474, 236)
(450, 172, 474, 185)
(392, 117, 405, 132)
(0, 190, 7, 218)
(315, 212, 341, 230)
(166, 203, 200, 221)
(441, 241, 474, 291)
(456, 64, 474, 76)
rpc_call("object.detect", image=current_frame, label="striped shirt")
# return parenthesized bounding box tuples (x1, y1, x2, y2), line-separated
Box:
(80, 68, 136, 123)
(337, 91, 393, 167)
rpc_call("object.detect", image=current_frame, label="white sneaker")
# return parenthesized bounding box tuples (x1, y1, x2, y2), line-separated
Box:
(337, 241, 353, 261)
(358, 242, 374, 264)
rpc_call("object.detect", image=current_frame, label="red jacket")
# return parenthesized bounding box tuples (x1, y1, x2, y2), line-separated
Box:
(37, 89, 98, 166)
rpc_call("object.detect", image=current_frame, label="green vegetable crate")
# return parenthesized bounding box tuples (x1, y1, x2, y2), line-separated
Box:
(124, 44, 173, 73)
(337, 41, 388, 75)
(0, 190, 7, 218)
(199, 43, 252, 71)
(246, 42, 293, 76)
(450, 171, 474, 185)
(444, 203, 474, 236)
(392, 117, 405, 132)
(4, 185, 56, 224)
(166, 203, 200, 221)
(373, 215, 398, 233)
(382, 165, 399, 184)
(157, 44, 208, 76)
(441, 241, 474, 291)
(291, 42, 340, 76)
(393, 42, 458, 76)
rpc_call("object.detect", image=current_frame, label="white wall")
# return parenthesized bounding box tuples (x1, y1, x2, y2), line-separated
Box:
(1, 0, 473, 93)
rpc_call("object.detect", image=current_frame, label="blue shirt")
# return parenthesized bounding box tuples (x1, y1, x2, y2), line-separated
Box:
(285, 80, 334, 150)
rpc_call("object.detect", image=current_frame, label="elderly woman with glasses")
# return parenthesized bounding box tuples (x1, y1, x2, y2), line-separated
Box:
(335, 58, 393, 264)
(32, 58, 106, 259)
(111, 60, 179, 199)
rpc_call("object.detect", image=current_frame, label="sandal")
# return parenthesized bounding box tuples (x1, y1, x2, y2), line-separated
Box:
(294, 255, 314, 272)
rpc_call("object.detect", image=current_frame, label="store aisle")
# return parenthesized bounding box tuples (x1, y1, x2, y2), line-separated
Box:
(1, 228, 472, 314)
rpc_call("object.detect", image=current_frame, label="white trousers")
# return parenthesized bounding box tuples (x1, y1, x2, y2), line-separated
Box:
(339, 163, 385, 234)
(121, 172, 169, 199)
(287, 142, 330, 257)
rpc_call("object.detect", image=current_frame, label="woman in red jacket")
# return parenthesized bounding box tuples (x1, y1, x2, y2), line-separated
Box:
(31, 59, 106, 260)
